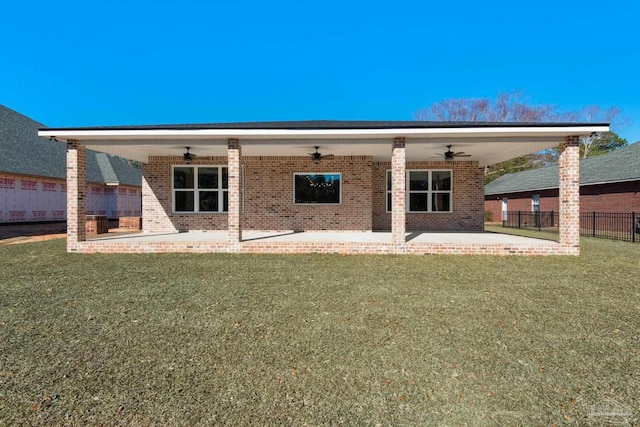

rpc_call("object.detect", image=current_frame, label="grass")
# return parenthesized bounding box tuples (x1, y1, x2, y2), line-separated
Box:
(1, 239, 638, 426)
(485, 224, 561, 242)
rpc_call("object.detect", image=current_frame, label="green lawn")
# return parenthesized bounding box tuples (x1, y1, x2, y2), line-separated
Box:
(1, 238, 638, 426)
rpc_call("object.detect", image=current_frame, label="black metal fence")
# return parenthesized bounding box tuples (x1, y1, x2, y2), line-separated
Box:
(502, 211, 640, 243)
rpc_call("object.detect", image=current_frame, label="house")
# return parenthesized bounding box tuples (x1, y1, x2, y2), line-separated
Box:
(38, 120, 608, 255)
(0, 105, 142, 224)
(484, 141, 640, 221)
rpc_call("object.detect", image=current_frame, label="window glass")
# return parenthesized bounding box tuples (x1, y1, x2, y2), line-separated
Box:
(198, 167, 218, 189)
(409, 193, 428, 211)
(199, 191, 219, 211)
(173, 166, 230, 213)
(222, 168, 229, 189)
(386, 170, 392, 191)
(432, 171, 451, 191)
(295, 174, 340, 204)
(409, 171, 428, 191)
(432, 193, 450, 212)
(175, 191, 194, 211)
(398, 170, 453, 213)
(174, 167, 194, 189)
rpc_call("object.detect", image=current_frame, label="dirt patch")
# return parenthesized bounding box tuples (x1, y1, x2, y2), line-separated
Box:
(0, 221, 138, 245)
(1, 234, 67, 245)
(0, 223, 67, 245)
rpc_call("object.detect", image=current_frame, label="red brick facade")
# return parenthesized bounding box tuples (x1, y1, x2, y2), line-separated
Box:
(140, 154, 483, 234)
(374, 160, 484, 232)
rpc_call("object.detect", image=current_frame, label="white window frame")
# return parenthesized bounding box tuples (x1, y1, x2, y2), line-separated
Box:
(293, 172, 342, 205)
(386, 170, 392, 213)
(386, 169, 453, 213)
(502, 197, 508, 221)
(532, 194, 540, 213)
(172, 165, 229, 213)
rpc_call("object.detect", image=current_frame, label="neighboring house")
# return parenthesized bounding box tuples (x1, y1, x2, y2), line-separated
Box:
(0, 105, 142, 223)
(40, 120, 608, 255)
(485, 142, 640, 221)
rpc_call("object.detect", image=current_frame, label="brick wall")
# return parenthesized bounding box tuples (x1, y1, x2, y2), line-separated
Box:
(142, 156, 484, 233)
(143, 155, 374, 232)
(142, 156, 229, 232)
(242, 156, 373, 230)
(373, 160, 484, 231)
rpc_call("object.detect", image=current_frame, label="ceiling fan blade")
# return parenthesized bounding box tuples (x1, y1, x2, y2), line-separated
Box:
(321, 154, 335, 160)
(454, 153, 471, 157)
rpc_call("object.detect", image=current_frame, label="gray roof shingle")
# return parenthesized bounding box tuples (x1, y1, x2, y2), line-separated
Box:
(485, 142, 640, 195)
(1, 104, 141, 186)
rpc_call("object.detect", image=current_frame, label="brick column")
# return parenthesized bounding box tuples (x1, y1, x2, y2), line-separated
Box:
(227, 138, 242, 251)
(66, 140, 87, 250)
(559, 136, 580, 254)
(391, 137, 406, 251)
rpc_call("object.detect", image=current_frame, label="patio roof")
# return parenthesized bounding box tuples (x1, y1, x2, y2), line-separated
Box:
(39, 120, 608, 166)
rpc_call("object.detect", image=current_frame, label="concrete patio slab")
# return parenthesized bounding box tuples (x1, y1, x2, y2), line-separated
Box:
(77, 228, 568, 254)
(89, 230, 555, 245)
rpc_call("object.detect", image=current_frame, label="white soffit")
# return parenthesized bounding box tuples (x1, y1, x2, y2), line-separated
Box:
(38, 125, 609, 166)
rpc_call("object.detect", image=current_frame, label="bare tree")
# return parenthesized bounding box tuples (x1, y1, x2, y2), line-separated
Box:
(414, 91, 629, 183)
(414, 90, 560, 123)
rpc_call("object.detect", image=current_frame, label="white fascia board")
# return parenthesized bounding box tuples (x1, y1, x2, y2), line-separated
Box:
(38, 125, 610, 141)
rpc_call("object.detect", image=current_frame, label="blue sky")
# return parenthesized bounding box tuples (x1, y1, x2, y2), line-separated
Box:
(2, 0, 639, 142)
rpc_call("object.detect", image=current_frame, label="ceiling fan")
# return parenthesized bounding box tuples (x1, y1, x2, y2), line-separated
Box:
(309, 146, 334, 164)
(439, 145, 471, 162)
(183, 146, 196, 163)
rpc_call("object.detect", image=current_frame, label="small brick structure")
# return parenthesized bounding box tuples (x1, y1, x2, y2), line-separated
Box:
(85, 215, 108, 235)
(118, 216, 142, 230)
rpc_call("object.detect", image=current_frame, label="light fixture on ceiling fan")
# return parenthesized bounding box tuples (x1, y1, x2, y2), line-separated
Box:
(309, 146, 334, 164)
(183, 146, 196, 164)
(439, 145, 471, 162)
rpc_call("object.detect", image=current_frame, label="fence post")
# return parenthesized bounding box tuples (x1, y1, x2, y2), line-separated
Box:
(551, 211, 554, 228)
(518, 211, 521, 229)
(633, 212, 636, 243)
(592, 211, 596, 238)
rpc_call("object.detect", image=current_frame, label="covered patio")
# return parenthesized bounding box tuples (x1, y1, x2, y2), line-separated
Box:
(39, 120, 608, 255)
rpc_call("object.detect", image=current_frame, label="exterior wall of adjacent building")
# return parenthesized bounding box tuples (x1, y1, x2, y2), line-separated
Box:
(142, 156, 485, 233)
(484, 181, 640, 221)
(0, 171, 141, 223)
(86, 184, 142, 218)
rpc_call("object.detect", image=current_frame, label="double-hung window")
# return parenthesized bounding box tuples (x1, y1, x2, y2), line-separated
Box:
(386, 170, 452, 212)
(173, 166, 228, 213)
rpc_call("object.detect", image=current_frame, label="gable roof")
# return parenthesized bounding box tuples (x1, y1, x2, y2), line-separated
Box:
(0, 105, 141, 186)
(485, 142, 640, 195)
